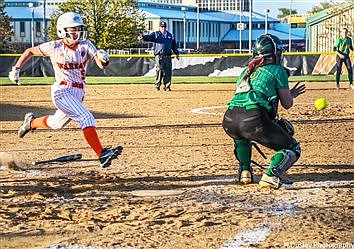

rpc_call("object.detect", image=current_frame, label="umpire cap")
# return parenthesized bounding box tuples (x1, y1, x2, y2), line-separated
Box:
(160, 21, 167, 27)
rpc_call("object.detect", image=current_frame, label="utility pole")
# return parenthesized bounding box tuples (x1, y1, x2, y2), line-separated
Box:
(289, 0, 293, 52)
(196, 1, 200, 50)
(248, 0, 253, 53)
(43, 0, 46, 42)
(264, 9, 270, 34)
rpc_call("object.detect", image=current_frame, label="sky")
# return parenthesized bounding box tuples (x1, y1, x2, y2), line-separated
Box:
(252, 0, 347, 17)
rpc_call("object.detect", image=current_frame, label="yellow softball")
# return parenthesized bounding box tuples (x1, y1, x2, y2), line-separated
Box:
(314, 98, 328, 110)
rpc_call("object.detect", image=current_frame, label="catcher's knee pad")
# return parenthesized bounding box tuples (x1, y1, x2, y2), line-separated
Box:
(269, 141, 301, 177)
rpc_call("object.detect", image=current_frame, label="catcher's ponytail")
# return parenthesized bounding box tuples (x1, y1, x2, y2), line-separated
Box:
(241, 56, 275, 81)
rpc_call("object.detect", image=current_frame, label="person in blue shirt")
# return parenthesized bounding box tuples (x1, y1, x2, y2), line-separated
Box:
(139, 21, 180, 91)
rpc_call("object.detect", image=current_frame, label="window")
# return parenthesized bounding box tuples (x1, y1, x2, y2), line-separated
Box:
(20, 22, 25, 37)
(147, 20, 153, 30)
(36, 22, 41, 37)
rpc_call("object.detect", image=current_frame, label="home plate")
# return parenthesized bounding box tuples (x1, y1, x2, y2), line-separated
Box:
(130, 189, 185, 197)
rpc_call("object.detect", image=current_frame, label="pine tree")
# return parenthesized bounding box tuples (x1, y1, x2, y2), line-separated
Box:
(0, 3, 14, 53)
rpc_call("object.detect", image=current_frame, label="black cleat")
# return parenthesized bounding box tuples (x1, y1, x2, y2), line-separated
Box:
(99, 146, 123, 168)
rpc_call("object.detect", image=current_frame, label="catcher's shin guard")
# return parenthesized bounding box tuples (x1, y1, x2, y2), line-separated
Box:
(268, 143, 300, 177)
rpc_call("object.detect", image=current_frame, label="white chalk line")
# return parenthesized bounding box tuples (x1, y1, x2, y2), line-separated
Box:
(221, 225, 273, 249)
(220, 179, 354, 249)
(190, 105, 227, 116)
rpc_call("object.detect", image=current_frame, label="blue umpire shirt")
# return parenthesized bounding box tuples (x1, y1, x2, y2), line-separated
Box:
(142, 31, 179, 56)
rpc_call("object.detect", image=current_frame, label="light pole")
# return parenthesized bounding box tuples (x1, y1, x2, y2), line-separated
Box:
(264, 9, 270, 34)
(248, 0, 253, 53)
(181, 7, 187, 51)
(239, 0, 243, 53)
(29, 2, 35, 77)
(289, 0, 293, 52)
(196, 2, 200, 50)
(42, 0, 46, 41)
(29, 2, 34, 47)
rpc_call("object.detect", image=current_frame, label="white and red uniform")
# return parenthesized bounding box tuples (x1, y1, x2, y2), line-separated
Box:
(38, 39, 97, 130)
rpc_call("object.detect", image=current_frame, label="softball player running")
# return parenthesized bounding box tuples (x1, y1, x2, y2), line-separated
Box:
(8, 12, 122, 168)
(222, 34, 306, 189)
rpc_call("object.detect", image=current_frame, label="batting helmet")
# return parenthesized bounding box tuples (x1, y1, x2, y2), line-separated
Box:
(57, 12, 87, 40)
(252, 34, 284, 63)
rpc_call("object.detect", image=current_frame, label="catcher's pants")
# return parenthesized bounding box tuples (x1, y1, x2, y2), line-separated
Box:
(222, 106, 293, 151)
(155, 55, 172, 88)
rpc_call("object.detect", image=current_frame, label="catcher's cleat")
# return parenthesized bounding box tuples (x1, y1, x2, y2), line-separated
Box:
(18, 113, 36, 138)
(239, 170, 253, 184)
(350, 84, 354, 90)
(99, 146, 123, 168)
(259, 173, 281, 189)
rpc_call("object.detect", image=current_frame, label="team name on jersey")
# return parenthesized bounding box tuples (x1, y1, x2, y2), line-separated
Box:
(57, 62, 86, 70)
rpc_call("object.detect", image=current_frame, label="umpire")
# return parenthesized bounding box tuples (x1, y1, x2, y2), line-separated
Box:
(139, 21, 180, 91)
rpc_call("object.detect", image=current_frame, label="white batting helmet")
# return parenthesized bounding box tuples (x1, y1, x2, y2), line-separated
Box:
(56, 12, 87, 40)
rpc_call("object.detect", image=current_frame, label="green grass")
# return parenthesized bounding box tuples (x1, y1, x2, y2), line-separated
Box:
(0, 75, 336, 86)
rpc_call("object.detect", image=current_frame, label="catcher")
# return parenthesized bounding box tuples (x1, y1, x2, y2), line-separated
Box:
(222, 34, 306, 189)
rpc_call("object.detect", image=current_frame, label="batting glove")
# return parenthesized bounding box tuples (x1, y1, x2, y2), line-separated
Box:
(97, 49, 110, 65)
(9, 66, 21, 85)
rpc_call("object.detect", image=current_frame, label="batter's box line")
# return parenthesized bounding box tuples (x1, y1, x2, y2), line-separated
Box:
(191, 105, 227, 116)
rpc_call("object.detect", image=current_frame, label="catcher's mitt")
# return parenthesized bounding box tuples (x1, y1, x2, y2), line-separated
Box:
(276, 118, 294, 136)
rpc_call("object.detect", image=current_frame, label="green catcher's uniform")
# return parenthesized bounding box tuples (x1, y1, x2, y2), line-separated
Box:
(222, 64, 301, 179)
(228, 64, 289, 112)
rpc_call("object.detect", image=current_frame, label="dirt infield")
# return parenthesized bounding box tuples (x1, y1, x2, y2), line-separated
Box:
(0, 82, 353, 249)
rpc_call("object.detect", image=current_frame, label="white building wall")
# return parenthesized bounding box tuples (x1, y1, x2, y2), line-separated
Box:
(309, 6, 354, 52)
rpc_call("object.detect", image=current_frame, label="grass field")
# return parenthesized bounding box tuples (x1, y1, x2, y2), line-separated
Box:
(0, 75, 338, 86)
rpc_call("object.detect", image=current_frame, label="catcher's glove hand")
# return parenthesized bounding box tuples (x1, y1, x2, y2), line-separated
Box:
(97, 49, 110, 65)
(276, 118, 294, 136)
(9, 66, 21, 85)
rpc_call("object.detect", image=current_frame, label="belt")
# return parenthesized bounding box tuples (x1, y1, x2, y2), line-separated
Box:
(59, 81, 84, 89)
(245, 104, 259, 110)
(233, 104, 259, 111)
(156, 54, 171, 57)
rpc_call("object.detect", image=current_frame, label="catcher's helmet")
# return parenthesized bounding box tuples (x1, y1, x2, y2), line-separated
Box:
(252, 34, 283, 63)
(57, 12, 87, 40)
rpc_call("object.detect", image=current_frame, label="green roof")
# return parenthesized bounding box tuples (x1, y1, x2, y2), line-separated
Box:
(307, 1, 354, 25)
